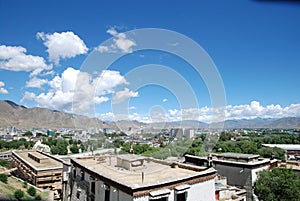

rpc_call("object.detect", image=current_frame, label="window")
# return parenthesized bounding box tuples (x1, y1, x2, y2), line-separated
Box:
(91, 182, 95, 194)
(81, 171, 84, 181)
(176, 192, 186, 201)
(76, 190, 81, 199)
(73, 169, 76, 179)
(104, 184, 110, 201)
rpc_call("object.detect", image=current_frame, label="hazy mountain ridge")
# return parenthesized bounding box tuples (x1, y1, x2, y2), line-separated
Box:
(0, 100, 299, 129)
(0, 100, 105, 129)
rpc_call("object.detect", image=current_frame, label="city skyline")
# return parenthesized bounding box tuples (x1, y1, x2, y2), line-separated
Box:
(1, 0, 300, 123)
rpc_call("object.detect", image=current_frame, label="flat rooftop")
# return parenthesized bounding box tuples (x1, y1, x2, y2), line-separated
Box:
(215, 153, 260, 159)
(262, 144, 300, 151)
(13, 150, 62, 171)
(213, 153, 270, 166)
(72, 155, 215, 189)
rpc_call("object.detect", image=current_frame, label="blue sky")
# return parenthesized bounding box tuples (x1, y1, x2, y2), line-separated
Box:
(1, 0, 300, 123)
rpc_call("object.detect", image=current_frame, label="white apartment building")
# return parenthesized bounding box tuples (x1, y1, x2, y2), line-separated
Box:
(62, 154, 216, 201)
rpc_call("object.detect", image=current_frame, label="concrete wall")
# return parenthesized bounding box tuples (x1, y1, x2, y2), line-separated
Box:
(251, 166, 269, 185)
(187, 178, 215, 201)
(214, 163, 268, 201)
(66, 165, 215, 201)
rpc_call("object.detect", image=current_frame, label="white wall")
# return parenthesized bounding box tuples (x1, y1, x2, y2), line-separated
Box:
(187, 179, 215, 201)
(251, 166, 269, 185)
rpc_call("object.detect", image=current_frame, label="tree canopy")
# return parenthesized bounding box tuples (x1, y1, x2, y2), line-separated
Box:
(254, 167, 300, 201)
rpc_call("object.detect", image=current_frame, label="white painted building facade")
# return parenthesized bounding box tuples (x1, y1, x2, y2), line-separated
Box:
(63, 155, 216, 201)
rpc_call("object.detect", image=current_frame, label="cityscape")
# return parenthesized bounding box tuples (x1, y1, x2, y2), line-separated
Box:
(1, 1, 300, 201)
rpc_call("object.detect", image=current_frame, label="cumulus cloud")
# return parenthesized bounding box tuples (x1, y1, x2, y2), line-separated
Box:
(95, 28, 136, 53)
(112, 88, 138, 104)
(22, 67, 131, 113)
(95, 45, 109, 53)
(26, 77, 48, 88)
(0, 81, 8, 94)
(170, 101, 300, 123)
(0, 45, 52, 74)
(97, 101, 300, 124)
(94, 70, 128, 95)
(129, 106, 136, 110)
(97, 112, 115, 122)
(21, 91, 36, 103)
(37, 31, 88, 65)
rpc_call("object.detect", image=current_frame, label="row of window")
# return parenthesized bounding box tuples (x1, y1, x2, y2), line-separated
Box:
(73, 167, 187, 201)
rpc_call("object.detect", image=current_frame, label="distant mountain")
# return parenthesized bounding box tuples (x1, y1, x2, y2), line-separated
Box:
(212, 117, 300, 129)
(150, 120, 209, 129)
(0, 100, 299, 129)
(0, 100, 105, 129)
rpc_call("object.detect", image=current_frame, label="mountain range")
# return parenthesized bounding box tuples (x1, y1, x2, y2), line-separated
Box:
(0, 100, 299, 129)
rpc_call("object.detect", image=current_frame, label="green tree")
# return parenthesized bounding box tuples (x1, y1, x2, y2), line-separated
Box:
(70, 144, 79, 154)
(23, 131, 33, 136)
(240, 141, 258, 154)
(14, 189, 24, 200)
(35, 194, 42, 200)
(50, 146, 59, 155)
(0, 173, 8, 183)
(56, 140, 68, 155)
(27, 186, 36, 196)
(254, 167, 300, 201)
(219, 132, 233, 141)
(79, 144, 85, 152)
(0, 160, 11, 169)
(22, 181, 27, 188)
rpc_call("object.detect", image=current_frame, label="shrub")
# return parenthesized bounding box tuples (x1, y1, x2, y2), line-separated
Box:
(0, 160, 11, 169)
(14, 189, 24, 200)
(27, 186, 36, 196)
(35, 194, 42, 200)
(0, 173, 8, 183)
(22, 181, 27, 188)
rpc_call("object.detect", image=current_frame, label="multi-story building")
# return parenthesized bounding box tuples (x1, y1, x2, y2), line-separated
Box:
(63, 154, 217, 201)
(185, 153, 273, 201)
(11, 150, 63, 198)
(262, 144, 300, 160)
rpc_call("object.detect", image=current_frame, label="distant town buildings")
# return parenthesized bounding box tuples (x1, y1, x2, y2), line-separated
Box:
(262, 144, 300, 160)
(63, 154, 217, 201)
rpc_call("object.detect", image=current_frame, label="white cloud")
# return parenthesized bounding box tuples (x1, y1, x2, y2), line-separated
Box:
(95, 45, 109, 53)
(94, 70, 128, 95)
(0, 45, 52, 74)
(165, 101, 300, 123)
(21, 91, 36, 102)
(26, 77, 48, 88)
(22, 67, 128, 113)
(37, 31, 88, 65)
(94, 96, 109, 104)
(0, 81, 8, 94)
(112, 88, 138, 104)
(95, 28, 136, 53)
(39, 70, 55, 77)
(129, 106, 136, 110)
(107, 28, 118, 36)
(168, 109, 179, 116)
(97, 112, 115, 122)
(162, 98, 168, 102)
(110, 101, 300, 124)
